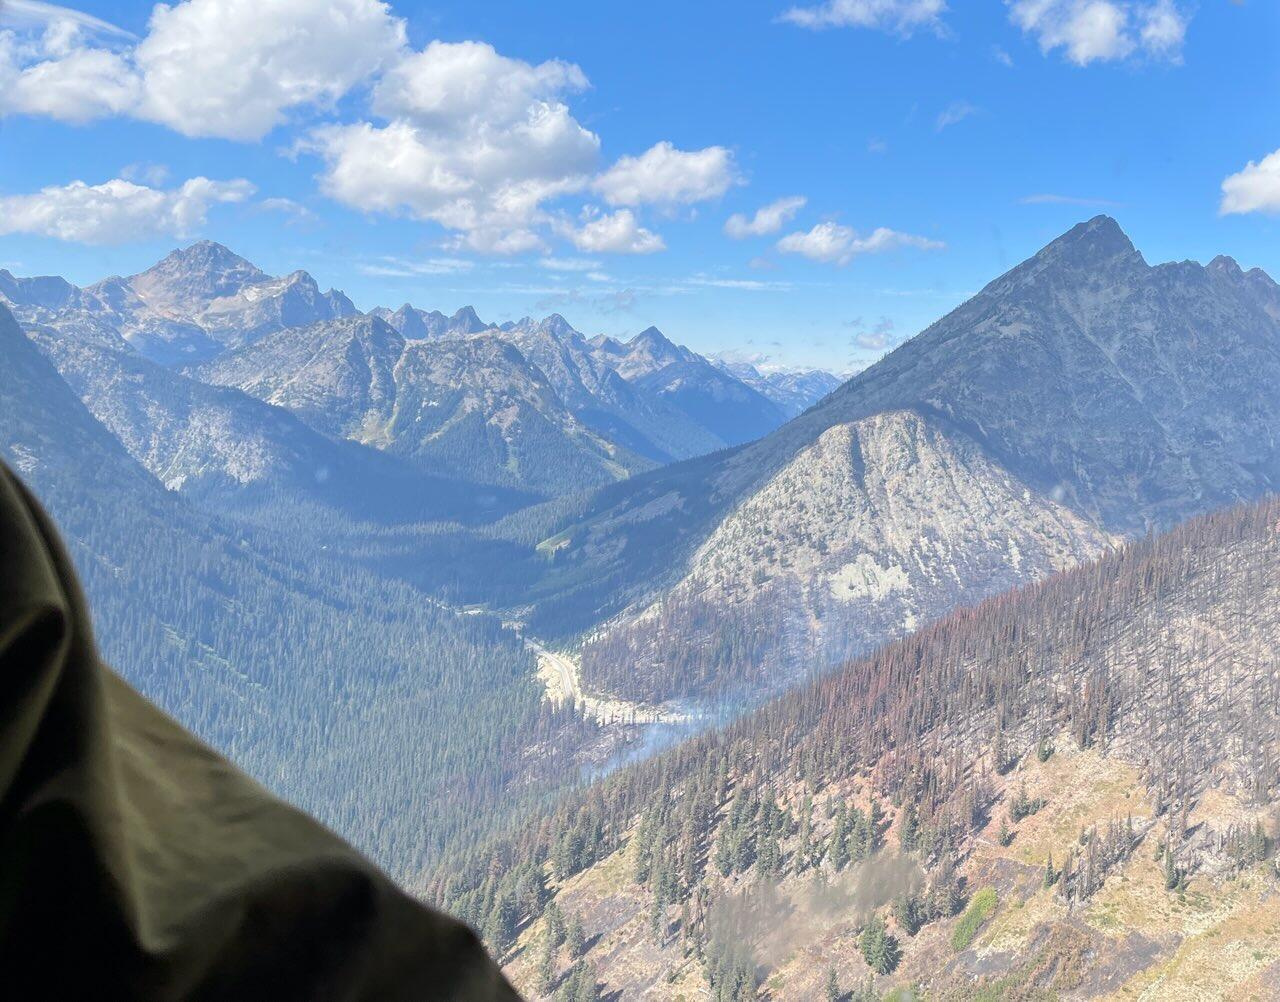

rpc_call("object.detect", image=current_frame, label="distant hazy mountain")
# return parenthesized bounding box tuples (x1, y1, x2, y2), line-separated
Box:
(533, 217, 1280, 702)
(196, 294, 791, 494)
(712, 358, 842, 417)
(1, 241, 356, 364)
(498, 314, 727, 462)
(370, 303, 488, 339)
(197, 316, 658, 496)
(2, 240, 795, 498)
(590, 326, 788, 446)
(373, 306, 791, 459)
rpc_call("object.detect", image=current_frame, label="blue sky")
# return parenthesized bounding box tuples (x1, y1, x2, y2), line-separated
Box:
(1, 0, 1277, 371)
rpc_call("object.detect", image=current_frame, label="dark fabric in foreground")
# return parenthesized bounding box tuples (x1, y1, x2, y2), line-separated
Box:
(0, 465, 518, 1000)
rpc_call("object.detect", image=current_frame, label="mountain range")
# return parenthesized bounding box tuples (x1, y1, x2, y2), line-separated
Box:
(523, 216, 1280, 705)
(3, 215, 1279, 987)
(2, 242, 827, 499)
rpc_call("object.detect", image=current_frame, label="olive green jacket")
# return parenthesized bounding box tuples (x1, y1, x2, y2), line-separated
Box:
(0, 465, 518, 1000)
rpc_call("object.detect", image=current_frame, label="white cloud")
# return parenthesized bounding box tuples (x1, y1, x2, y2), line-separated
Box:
(1007, 0, 1189, 66)
(594, 142, 738, 207)
(563, 209, 665, 254)
(136, 0, 405, 140)
(258, 197, 317, 224)
(0, 6, 724, 255)
(935, 100, 978, 131)
(1138, 0, 1188, 59)
(0, 27, 140, 122)
(777, 222, 944, 265)
(305, 41, 598, 254)
(0, 176, 254, 244)
(1220, 150, 1280, 216)
(686, 276, 793, 291)
(358, 255, 473, 277)
(0, 0, 405, 138)
(852, 316, 898, 350)
(120, 161, 170, 186)
(779, 0, 946, 34)
(724, 196, 807, 238)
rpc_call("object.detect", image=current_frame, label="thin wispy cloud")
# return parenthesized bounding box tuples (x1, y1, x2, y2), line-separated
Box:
(724, 196, 807, 239)
(935, 100, 978, 131)
(779, 0, 947, 36)
(777, 222, 944, 265)
(0, 0, 136, 39)
(1020, 193, 1123, 207)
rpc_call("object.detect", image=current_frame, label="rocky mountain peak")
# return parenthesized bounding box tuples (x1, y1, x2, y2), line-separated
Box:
(1034, 214, 1141, 267)
(451, 306, 486, 333)
(135, 240, 268, 307)
(630, 325, 680, 358)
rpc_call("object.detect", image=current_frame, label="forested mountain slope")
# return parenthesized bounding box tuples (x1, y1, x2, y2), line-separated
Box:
(434, 495, 1280, 999)
(0, 302, 591, 878)
(528, 217, 1280, 703)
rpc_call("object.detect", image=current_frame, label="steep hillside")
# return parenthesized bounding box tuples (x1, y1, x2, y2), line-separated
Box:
(0, 302, 591, 879)
(581, 410, 1109, 701)
(432, 496, 1280, 1000)
(527, 218, 1280, 703)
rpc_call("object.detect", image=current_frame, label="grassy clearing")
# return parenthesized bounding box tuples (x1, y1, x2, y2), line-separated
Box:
(952, 887, 999, 951)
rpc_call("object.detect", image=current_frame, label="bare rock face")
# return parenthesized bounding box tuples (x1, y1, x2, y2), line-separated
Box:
(556, 217, 1280, 702)
(581, 410, 1109, 701)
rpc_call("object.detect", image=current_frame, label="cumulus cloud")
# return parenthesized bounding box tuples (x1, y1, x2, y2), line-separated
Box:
(304, 41, 598, 254)
(594, 141, 739, 207)
(562, 209, 665, 254)
(0, 0, 405, 137)
(0, 3, 723, 255)
(777, 222, 943, 265)
(1220, 150, 1280, 216)
(0, 176, 254, 244)
(0, 24, 140, 122)
(1007, 0, 1189, 65)
(779, 0, 946, 34)
(724, 196, 807, 238)
(135, 0, 405, 140)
